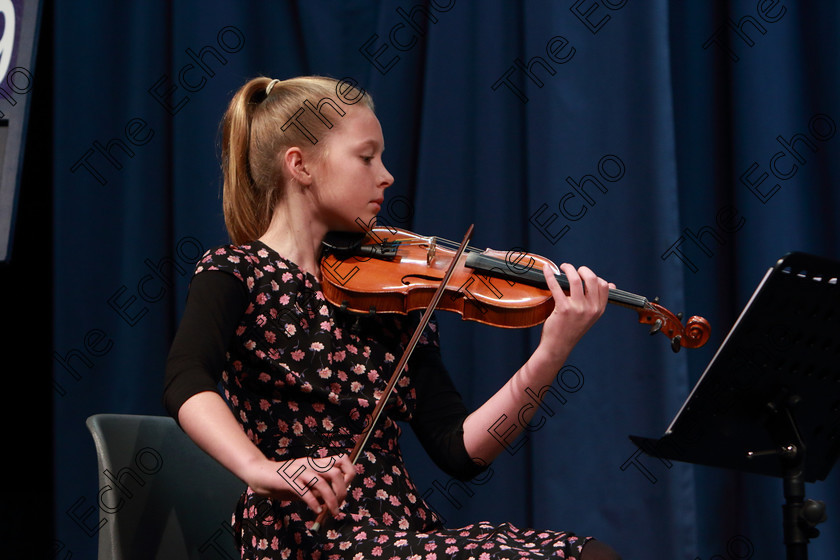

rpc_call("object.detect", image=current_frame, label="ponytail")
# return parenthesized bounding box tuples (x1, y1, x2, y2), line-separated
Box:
(219, 76, 374, 245)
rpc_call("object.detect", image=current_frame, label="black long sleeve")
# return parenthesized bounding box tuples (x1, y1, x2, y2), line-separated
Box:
(163, 270, 248, 420)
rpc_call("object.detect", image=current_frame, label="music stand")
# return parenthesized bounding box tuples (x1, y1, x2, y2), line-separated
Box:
(630, 252, 840, 560)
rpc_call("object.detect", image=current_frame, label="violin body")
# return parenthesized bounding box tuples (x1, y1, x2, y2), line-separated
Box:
(320, 226, 711, 351)
(322, 228, 555, 328)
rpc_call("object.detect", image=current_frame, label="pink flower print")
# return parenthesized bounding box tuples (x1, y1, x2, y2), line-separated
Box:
(322, 417, 333, 431)
(352, 364, 366, 375)
(256, 293, 268, 305)
(332, 350, 346, 362)
(282, 272, 293, 282)
(268, 348, 280, 360)
(244, 340, 256, 351)
(425, 542, 437, 552)
(301, 382, 313, 393)
(382, 474, 393, 485)
(372, 546, 383, 556)
(445, 546, 458, 555)
(381, 512, 393, 526)
(292, 421, 303, 436)
(291, 349, 305, 361)
(352, 487, 363, 500)
(259, 399, 270, 411)
(304, 416, 317, 428)
(278, 293, 290, 305)
(384, 352, 395, 363)
(310, 341, 324, 351)
(346, 344, 358, 354)
(285, 323, 296, 337)
(375, 489, 388, 500)
(389, 495, 400, 507)
(264, 331, 276, 344)
(353, 531, 367, 542)
(320, 320, 331, 331)
(368, 370, 379, 382)
(270, 279, 279, 291)
(256, 421, 267, 432)
(258, 372, 271, 383)
(398, 518, 410, 530)
(318, 368, 332, 379)
(393, 538, 408, 547)
(236, 325, 246, 336)
(337, 370, 348, 382)
(227, 255, 241, 264)
(350, 381, 362, 393)
(247, 277, 255, 290)
(319, 304, 329, 315)
(363, 346, 371, 358)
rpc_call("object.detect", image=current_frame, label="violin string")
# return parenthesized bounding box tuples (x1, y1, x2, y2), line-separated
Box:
(393, 236, 484, 254)
(387, 234, 649, 306)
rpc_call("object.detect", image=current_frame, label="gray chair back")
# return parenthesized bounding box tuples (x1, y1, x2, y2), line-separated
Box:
(86, 413, 245, 559)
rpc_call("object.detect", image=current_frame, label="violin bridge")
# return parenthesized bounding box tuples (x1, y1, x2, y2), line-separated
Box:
(427, 237, 437, 265)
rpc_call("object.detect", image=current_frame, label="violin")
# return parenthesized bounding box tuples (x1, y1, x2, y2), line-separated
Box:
(320, 226, 711, 352)
(311, 224, 710, 531)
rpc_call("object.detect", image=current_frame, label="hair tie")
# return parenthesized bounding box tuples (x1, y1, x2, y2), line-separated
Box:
(265, 79, 280, 97)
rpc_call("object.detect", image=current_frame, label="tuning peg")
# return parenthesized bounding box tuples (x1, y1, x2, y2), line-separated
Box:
(649, 318, 662, 335)
(676, 312, 684, 320)
(653, 296, 660, 303)
(671, 335, 682, 352)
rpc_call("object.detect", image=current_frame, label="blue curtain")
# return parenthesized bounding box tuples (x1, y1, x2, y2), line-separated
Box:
(48, 1, 840, 558)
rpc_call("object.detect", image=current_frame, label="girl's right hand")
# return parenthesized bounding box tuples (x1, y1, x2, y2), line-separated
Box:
(245, 454, 357, 516)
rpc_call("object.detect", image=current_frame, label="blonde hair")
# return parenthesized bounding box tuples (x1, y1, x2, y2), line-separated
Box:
(220, 76, 374, 245)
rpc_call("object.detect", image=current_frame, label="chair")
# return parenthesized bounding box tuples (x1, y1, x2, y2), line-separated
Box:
(86, 413, 245, 559)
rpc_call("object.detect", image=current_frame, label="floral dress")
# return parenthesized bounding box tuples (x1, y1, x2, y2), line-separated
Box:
(176, 241, 592, 559)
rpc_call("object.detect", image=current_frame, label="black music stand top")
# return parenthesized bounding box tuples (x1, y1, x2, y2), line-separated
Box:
(630, 251, 840, 483)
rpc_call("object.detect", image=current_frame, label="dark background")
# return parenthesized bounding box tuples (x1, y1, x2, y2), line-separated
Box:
(2, 1, 839, 558)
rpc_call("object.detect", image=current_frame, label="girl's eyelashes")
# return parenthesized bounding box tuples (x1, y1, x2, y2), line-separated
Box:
(361, 155, 374, 164)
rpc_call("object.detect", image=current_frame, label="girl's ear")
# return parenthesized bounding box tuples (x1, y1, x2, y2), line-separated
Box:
(283, 146, 313, 186)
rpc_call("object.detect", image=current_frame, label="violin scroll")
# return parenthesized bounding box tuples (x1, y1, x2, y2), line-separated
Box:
(637, 301, 711, 352)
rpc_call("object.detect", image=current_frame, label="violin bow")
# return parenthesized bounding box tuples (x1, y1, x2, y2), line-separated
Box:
(310, 223, 476, 533)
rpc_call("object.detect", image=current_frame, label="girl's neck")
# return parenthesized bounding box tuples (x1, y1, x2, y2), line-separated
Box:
(259, 201, 326, 280)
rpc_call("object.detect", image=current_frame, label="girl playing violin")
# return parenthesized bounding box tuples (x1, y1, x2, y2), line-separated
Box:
(164, 75, 621, 559)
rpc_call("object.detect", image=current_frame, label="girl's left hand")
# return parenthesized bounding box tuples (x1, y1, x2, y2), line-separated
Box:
(536, 262, 613, 367)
